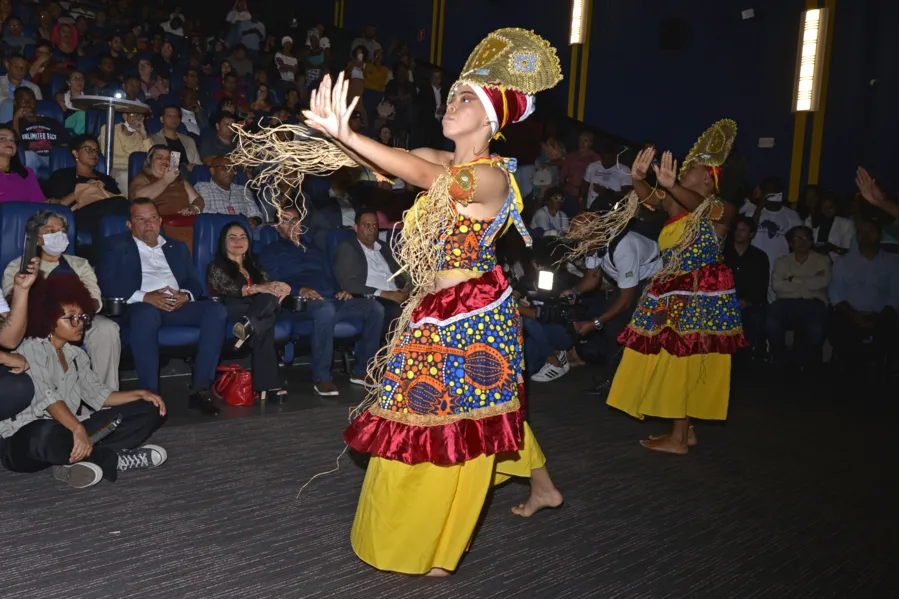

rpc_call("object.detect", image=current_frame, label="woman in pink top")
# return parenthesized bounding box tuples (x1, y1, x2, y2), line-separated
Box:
(0, 125, 46, 203)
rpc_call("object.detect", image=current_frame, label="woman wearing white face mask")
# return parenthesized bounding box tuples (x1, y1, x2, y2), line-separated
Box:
(2, 211, 122, 391)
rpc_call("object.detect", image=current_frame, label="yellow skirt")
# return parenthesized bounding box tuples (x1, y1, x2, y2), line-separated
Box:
(606, 348, 730, 421)
(350, 422, 546, 574)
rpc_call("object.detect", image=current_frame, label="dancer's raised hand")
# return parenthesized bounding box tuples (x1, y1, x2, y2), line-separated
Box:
(652, 151, 678, 188)
(304, 72, 359, 142)
(631, 147, 656, 181)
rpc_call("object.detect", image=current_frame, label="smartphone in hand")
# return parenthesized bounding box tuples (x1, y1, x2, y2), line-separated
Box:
(169, 151, 181, 171)
(19, 231, 39, 274)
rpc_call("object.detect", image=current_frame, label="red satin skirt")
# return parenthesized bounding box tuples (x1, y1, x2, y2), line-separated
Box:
(345, 267, 526, 466)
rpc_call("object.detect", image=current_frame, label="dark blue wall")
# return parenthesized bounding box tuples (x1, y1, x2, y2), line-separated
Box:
(326, 0, 897, 194)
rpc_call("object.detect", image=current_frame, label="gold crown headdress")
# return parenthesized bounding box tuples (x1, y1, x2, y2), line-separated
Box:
(456, 28, 562, 94)
(679, 119, 737, 181)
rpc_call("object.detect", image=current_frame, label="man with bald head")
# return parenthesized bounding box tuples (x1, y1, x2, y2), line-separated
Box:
(194, 157, 263, 227)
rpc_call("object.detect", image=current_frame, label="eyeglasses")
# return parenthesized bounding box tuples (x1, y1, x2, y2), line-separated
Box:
(0, 135, 16, 143)
(59, 314, 92, 326)
(79, 146, 99, 155)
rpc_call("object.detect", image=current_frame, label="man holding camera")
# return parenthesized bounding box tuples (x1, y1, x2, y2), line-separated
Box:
(561, 226, 661, 393)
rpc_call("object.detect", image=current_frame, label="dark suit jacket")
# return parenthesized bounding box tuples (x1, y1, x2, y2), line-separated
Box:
(97, 232, 205, 300)
(332, 237, 405, 296)
(415, 82, 444, 125)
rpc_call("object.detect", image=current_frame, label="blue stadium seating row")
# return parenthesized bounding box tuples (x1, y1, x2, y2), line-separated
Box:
(0, 202, 365, 372)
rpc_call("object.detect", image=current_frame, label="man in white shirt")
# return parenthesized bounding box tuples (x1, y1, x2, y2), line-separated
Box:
(766, 225, 831, 369)
(195, 157, 263, 226)
(350, 25, 382, 59)
(581, 140, 633, 211)
(740, 179, 803, 301)
(561, 226, 661, 391)
(0, 56, 43, 103)
(333, 210, 409, 331)
(98, 199, 227, 416)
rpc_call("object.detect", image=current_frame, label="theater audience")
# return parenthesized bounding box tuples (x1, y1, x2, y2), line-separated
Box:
(2, 18, 35, 57)
(559, 131, 600, 212)
(206, 222, 290, 400)
(137, 57, 167, 100)
(98, 199, 227, 415)
(766, 226, 831, 370)
(829, 219, 899, 368)
(0, 258, 37, 423)
(582, 139, 633, 212)
(259, 206, 385, 397)
(0, 125, 44, 203)
(2, 211, 121, 389)
(12, 88, 69, 180)
(143, 105, 203, 175)
(723, 216, 770, 354)
(100, 110, 149, 194)
(87, 55, 121, 93)
(200, 112, 238, 165)
(333, 210, 408, 329)
(195, 157, 263, 226)
(129, 145, 205, 249)
(0, 274, 167, 490)
(805, 194, 854, 261)
(42, 134, 130, 246)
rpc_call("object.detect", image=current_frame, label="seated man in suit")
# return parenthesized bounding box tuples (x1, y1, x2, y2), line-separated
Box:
(333, 209, 408, 332)
(309, 168, 361, 252)
(258, 206, 384, 397)
(98, 198, 228, 415)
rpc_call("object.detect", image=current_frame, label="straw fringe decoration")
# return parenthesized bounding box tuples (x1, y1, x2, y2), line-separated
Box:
(351, 173, 459, 420)
(229, 123, 358, 243)
(561, 189, 643, 262)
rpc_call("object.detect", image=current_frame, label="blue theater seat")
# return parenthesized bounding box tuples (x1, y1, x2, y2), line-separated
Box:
(36, 100, 64, 124)
(192, 214, 292, 345)
(97, 213, 130, 257)
(128, 152, 147, 185)
(0, 203, 76, 270)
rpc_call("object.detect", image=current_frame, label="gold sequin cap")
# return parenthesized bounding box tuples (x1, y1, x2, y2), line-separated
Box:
(455, 28, 562, 94)
(679, 119, 738, 177)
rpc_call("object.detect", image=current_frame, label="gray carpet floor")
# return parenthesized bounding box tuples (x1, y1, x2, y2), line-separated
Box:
(1, 367, 896, 599)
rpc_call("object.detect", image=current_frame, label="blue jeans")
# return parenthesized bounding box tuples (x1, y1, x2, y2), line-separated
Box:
(291, 298, 384, 383)
(522, 316, 572, 373)
(125, 300, 228, 392)
(23, 151, 50, 180)
(765, 298, 827, 366)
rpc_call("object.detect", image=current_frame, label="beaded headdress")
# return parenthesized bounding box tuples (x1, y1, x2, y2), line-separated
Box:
(679, 119, 737, 188)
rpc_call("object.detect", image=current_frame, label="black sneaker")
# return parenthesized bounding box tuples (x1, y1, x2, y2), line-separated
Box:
(117, 444, 168, 472)
(585, 379, 612, 396)
(52, 462, 103, 488)
(189, 390, 220, 415)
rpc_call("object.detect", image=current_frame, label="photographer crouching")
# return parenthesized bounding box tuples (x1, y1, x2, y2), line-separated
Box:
(561, 220, 662, 394)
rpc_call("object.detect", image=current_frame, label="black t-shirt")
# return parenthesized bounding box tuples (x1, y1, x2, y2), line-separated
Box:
(20, 118, 69, 157)
(164, 135, 188, 166)
(42, 167, 122, 200)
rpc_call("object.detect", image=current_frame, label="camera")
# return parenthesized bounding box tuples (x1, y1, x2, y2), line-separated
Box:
(531, 296, 587, 335)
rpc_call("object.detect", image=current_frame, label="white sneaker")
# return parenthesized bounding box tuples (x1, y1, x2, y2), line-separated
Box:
(530, 360, 570, 382)
(557, 351, 569, 368)
(52, 462, 103, 488)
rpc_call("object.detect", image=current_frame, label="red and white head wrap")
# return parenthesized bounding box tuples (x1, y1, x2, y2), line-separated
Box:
(467, 84, 536, 138)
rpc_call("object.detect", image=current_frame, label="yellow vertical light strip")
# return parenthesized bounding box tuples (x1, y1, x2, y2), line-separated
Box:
(789, 0, 819, 203)
(807, 0, 835, 184)
(333, 0, 339, 27)
(430, 0, 439, 63)
(576, 0, 593, 122)
(436, 0, 447, 66)
(340, 0, 345, 28)
(567, 45, 580, 118)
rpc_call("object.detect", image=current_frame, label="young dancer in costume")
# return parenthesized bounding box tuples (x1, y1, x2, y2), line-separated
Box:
(567, 120, 745, 455)
(303, 29, 564, 576)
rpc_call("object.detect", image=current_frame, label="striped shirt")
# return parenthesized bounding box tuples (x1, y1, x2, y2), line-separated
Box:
(0, 338, 111, 439)
(195, 181, 262, 220)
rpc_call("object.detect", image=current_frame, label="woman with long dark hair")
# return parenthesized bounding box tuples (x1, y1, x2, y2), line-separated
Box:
(206, 222, 291, 400)
(0, 124, 44, 203)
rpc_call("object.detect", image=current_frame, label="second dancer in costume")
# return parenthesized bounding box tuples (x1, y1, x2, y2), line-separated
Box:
(303, 29, 564, 576)
(568, 120, 745, 455)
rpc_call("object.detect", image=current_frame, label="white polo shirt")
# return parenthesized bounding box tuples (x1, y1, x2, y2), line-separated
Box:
(585, 231, 660, 289)
(359, 240, 398, 295)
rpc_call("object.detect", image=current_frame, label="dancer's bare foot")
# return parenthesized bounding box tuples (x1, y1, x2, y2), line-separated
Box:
(512, 486, 564, 517)
(648, 426, 697, 447)
(639, 435, 689, 455)
(426, 568, 451, 577)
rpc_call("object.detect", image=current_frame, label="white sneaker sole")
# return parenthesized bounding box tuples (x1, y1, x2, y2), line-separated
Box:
(349, 377, 378, 389)
(141, 444, 168, 467)
(52, 463, 103, 488)
(314, 385, 340, 397)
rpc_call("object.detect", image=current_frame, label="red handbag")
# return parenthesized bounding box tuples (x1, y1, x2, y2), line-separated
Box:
(212, 365, 256, 406)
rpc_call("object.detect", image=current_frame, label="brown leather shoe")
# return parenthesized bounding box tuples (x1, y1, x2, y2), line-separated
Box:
(314, 381, 339, 396)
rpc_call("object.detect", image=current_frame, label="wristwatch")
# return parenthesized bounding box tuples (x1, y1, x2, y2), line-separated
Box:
(593, 318, 604, 331)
